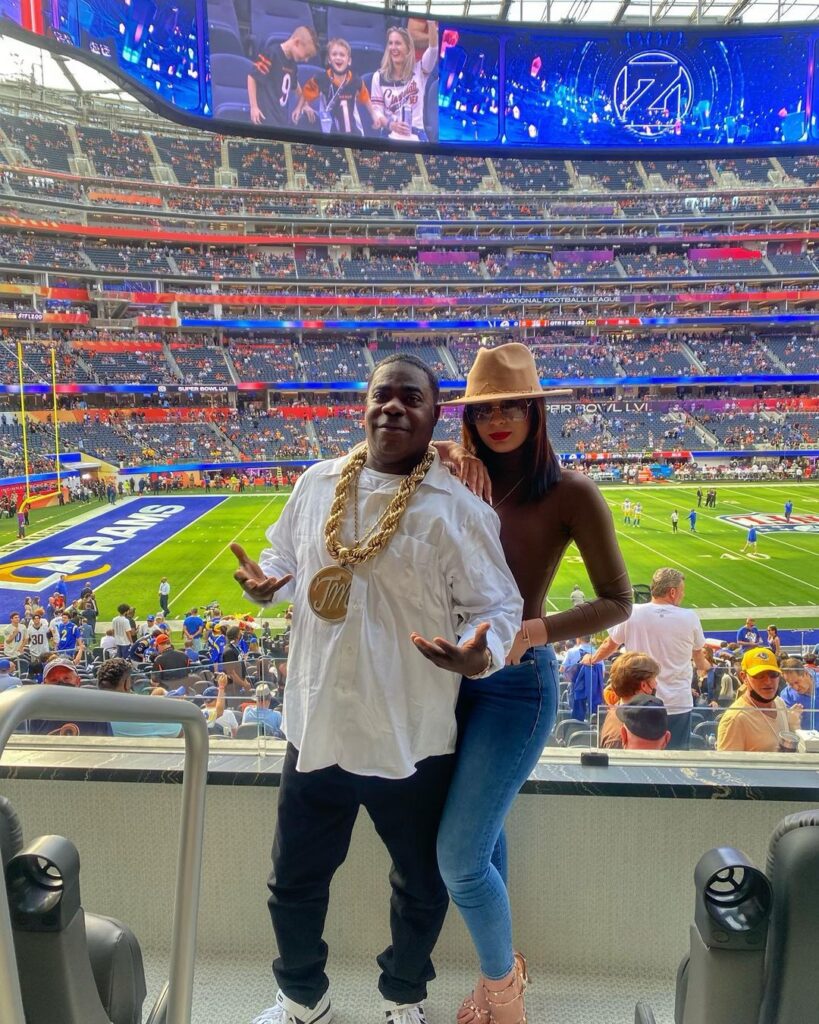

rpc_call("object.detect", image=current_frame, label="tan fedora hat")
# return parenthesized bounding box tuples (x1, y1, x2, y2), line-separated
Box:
(440, 343, 571, 406)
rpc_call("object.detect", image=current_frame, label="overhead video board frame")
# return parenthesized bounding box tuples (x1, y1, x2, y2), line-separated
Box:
(1, 0, 818, 158)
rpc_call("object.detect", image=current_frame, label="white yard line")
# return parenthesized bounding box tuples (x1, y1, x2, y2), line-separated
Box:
(699, 606, 819, 621)
(606, 515, 752, 605)
(92, 497, 229, 600)
(639, 490, 819, 595)
(169, 497, 282, 610)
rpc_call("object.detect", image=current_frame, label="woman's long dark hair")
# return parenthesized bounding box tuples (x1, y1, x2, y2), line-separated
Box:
(462, 398, 562, 500)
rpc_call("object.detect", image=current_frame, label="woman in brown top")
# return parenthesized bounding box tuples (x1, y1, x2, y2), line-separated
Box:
(417, 343, 631, 1024)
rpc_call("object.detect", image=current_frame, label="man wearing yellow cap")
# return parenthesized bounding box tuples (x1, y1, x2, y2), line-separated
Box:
(717, 648, 801, 752)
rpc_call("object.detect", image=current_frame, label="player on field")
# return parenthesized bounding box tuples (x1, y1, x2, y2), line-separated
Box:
(622, 497, 631, 526)
(632, 501, 642, 528)
(671, 509, 679, 533)
(741, 526, 759, 555)
(687, 508, 697, 533)
(294, 38, 386, 135)
(248, 25, 319, 128)
(784, 499, 793, 523)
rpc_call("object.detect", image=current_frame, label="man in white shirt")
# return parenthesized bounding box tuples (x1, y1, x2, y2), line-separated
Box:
(583, 566, 709, 750)
(3, 612, 27, 669)
(100, 629, 118, 660)
(111, 604, 133, 658)
(158, 577, 171, 615)
(25, 611, 52, 662)
(570, 584, 585, 607)
(233, 354, 522, 1024)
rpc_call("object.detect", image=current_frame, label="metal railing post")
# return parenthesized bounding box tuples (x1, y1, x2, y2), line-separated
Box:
(0, 687, 208, 1024)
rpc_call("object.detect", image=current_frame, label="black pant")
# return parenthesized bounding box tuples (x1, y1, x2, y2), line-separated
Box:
(159, 594, 170, 614)
(268, 743, 455, 1008)
(667, 711, 692, 750)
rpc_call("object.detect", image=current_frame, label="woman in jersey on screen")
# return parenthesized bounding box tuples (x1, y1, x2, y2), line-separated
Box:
(370, 21, 437, 142)
(417, 342, 632, 1024)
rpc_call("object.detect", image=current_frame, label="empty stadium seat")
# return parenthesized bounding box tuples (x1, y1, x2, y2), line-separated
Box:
(637, 810, 819, 1024)
(326, 5, 386, 58)
(250, 0, 314, 53)
(211, 54, 255, 122)
(1, 794, 147, 1024)
(209, 24, 245, 58)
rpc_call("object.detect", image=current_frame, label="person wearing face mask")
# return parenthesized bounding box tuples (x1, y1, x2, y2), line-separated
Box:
(717, 648, 801, 752)
(597, 652, 661, 749)
(582, 566, 711, 750)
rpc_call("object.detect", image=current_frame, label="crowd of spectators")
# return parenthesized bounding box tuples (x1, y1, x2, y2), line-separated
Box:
(152, 135, 220, 186)
(79, 345, 170, 384)
(75, 126, 153, 182)
(170, 343, 232, 384)
(688, 336, 778, 375)
(425, 155, 487, 191)
(2, 114, 75, 172)
(229, 342, 298, 381)
(229, 141, 288, 189)
(291, 144, 348, 191)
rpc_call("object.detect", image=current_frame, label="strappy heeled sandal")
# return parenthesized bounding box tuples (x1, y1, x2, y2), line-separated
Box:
(456, 988, 491, 1024)
(484, 953, 529, 1024)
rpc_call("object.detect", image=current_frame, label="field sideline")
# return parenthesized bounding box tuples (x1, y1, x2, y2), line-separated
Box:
(0, 482, 817, 632)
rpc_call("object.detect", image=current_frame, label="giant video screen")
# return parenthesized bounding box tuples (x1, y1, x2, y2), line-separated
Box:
(1, 0, 209, 112)
(1, 0, 819, 155)
(494, 29, 815, 148)
(208, 2, 439, 142)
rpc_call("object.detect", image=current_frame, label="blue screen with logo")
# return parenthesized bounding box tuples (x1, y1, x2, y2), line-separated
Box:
(488, 28, 815, 149)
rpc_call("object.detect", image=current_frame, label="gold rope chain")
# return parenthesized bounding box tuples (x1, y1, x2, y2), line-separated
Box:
(324, 444, 436, 567)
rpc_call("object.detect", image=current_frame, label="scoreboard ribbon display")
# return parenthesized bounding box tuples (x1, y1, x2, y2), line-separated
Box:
(1, 0, 818, 155)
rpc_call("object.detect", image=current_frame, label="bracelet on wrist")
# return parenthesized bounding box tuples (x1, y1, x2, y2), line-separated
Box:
(465, 648, 492, 679)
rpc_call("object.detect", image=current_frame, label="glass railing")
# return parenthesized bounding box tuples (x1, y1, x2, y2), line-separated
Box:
(544, 701, 819, 757)
(8, 653, 819, 766)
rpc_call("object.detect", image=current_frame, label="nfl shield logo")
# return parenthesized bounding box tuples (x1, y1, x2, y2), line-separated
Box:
(719, 513, 819, 534)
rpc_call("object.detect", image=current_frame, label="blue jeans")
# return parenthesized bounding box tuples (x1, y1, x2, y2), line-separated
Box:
(437, 645, 559, 979)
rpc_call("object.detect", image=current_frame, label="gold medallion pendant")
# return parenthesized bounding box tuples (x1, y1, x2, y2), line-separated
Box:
(308, 565, 353, 622)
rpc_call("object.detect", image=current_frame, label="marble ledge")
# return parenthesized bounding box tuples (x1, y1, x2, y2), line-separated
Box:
(2, 740, 819, 801)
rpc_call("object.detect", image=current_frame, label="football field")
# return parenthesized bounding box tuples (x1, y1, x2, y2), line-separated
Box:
(0, 482, 817, 632)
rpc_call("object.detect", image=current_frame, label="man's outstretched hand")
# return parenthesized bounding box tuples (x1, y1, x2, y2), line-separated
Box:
(231, 543, 293, 604)
(410, 621, 492, 678)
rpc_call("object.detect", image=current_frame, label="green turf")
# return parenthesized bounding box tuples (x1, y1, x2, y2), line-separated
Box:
(0, 500, 93, 541)
(9, 483, 819, 633)
(92, 493, 292, 623)
(568, 482, 819, 632)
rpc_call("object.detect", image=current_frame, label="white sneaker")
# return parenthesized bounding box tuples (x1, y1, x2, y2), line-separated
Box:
(252, 989, 333, 1024)
(384, 1001, 428, 1024)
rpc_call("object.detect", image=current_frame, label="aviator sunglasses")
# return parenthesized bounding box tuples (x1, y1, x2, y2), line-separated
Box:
(465, 399, 532, 424)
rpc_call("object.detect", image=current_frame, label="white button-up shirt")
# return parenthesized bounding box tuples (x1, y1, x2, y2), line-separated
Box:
(256, 452, 523, 778)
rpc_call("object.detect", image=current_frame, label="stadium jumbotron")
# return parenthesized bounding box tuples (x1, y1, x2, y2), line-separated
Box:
(1, 0, 819, 1022)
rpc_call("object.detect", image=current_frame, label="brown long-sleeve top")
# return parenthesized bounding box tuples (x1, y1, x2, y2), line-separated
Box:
(494, 470, 632, 644)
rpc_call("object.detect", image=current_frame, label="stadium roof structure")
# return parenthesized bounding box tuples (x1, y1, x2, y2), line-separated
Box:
(376, 0, 819, 23)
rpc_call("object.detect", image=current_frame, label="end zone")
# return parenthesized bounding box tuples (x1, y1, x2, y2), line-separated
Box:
(0, 497, 226, 619)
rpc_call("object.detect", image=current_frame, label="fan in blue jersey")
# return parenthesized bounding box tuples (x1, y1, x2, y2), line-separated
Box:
(55, 610, 84, 658)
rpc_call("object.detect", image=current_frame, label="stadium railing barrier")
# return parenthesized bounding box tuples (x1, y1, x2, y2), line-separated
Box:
(0, 686, 208, 1024)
